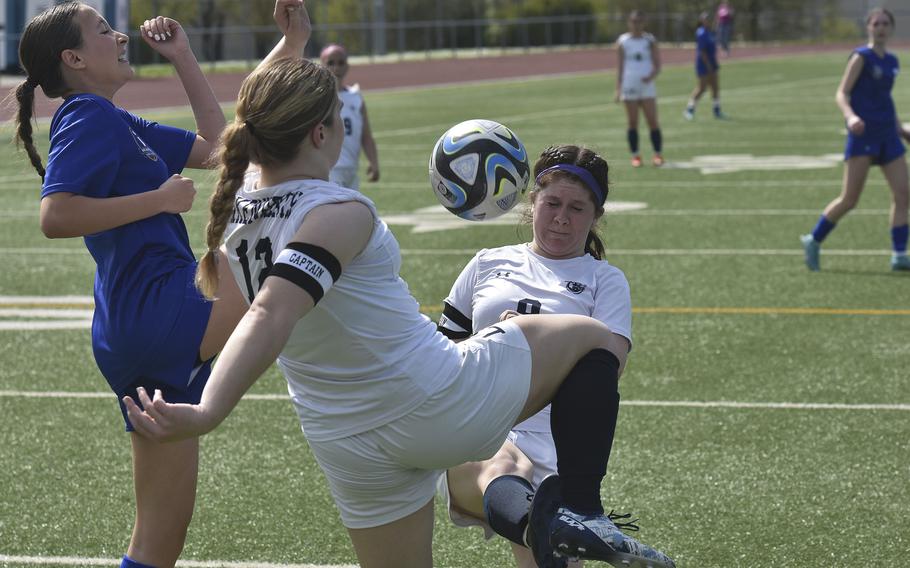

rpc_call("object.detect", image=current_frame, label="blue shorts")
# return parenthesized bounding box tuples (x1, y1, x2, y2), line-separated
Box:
(696, 60, 718, 77)
(97, 262, 214, 431)
(844, 128, 906, 165)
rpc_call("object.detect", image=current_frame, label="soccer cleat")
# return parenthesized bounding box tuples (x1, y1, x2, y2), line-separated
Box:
(683, 108, 694, 121)
(631, 156, 643, 168)
(652, 154, 664, 167)
(549, 507, 676, 568)
(800, 234, 821, 271)
(892, 253, 910, 271)
(526, 475, 568, 568)
(713, 108, 727, 119)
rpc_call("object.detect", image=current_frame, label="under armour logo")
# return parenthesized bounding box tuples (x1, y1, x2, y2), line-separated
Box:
(558, 514, 586, 531)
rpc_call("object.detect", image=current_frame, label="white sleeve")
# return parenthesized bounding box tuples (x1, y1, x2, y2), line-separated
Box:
(591, 265, 633, 347)
(438, 252, 482, 338)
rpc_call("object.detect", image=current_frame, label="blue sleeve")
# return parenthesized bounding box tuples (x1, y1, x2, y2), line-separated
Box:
(696, 30, 707, 51)
(43, 99, 120, 199)
(119, 109, 197, 175)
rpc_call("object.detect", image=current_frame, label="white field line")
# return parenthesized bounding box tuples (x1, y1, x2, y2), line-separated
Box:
(0, 556, 357, 568)
(0, 390, 907, 411)
(0, 208, 895, 219)
(0, 247, 895, 257)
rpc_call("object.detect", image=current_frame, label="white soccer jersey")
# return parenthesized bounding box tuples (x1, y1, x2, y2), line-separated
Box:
(618, 32, 656, 82)
(333, 86, 365, 172)
(223, 172, 462, 442)
(439, 244, 632, 433)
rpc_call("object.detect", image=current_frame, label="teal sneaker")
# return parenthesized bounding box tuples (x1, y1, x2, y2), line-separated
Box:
(800, 234, 820, 271)
(892, 253, 910, 271)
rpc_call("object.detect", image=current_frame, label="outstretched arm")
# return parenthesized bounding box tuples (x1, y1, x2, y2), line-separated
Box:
(140, 16, 225, 169)
(124, 200, 374, 441)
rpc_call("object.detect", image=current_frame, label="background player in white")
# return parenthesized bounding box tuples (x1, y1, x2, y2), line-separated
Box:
(615, 10, 664, 168)
(120, 6, 676, 565)
(800, 7, 910, 271)
(320, 43, 380, 191)
(438, 145, 663, 568)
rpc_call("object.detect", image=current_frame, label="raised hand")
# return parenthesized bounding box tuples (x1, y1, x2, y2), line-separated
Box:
(274, 0, 311, 49)
(139, 16, 190, 60)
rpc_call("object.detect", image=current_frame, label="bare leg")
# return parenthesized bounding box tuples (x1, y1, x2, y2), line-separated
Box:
(823, 156, 872, 223)
(880, 155, 910, 228)
(346, 498, 435, 568)
(707, 72, 719, 100)
(198, 247, 247, 361)
(447, 440, 533, 520)
(127, 434, 199, 567)
(510, 314, 626, 423)
(641, 98, 660, 131)
(623, 101, 640, 131)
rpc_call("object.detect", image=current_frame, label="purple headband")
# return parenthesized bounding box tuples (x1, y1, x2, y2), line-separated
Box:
(535, 164, 605, 205)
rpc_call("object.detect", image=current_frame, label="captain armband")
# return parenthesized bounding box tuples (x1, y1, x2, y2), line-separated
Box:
(268, 242, 342, 303)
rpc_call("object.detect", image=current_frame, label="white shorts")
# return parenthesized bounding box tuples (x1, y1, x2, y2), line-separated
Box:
(308, 320, 532, 529)
(438, 429, 557, 537)
(619, 76, 657, 101)
(329, 167, 360, 191)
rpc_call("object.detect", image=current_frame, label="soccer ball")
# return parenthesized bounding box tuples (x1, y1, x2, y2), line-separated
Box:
(429, 119, 531, 221)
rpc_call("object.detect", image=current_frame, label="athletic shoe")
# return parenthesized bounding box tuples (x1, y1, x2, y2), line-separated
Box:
(526, 475, 569, 568)
(549, 507, 676, 568)
(652, 154, 665, 167)
(683, 108, 694, 121)
(713, 109, 727, 119)
(892, 253, 910, 271)
(800, 234, 821, 271)
(631, 156, 643, 168)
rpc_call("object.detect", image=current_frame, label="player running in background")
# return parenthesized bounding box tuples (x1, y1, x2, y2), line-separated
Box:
(438, 144, 672, 568)
(9, 2, 309, 566)
(715, 1, 735, 57)
(615, 10, 664, 168)
(801, 7, 910, 272)
(684, 11, 724, 120)
(320, 43, 380, 191)
(120, 6, 676, 564)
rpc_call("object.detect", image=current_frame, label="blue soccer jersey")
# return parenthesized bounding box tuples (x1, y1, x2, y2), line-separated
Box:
(43, 94, 208, 392)
(695, 26, 718, 76)
(850, 46, 899, 127)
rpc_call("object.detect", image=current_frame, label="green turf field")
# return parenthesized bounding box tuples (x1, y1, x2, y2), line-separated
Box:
(1, 50, 908, 567)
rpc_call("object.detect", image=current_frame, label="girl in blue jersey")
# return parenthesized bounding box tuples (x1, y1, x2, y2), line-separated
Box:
(11, 1, 308, 566)
(684, 11, 724, 120)
(801, 8, 910, 271)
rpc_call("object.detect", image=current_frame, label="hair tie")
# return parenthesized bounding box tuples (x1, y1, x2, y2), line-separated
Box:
(24, 76, 40, 89)
(535, 163, 606, 206)
(244, 120, 257, 135)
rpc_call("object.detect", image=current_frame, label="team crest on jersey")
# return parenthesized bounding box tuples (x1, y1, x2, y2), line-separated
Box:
(565, 281, 586, 294)
(129, 128, 158, 161)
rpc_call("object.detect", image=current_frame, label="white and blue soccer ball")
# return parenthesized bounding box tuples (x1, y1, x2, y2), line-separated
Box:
(429, 119, 531, 221)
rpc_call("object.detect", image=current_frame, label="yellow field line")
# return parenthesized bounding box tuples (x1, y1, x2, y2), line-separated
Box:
(3, 303, 908, 316)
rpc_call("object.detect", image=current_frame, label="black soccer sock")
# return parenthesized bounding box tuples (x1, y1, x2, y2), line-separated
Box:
(650, 128, 663, 153)
(483, 474, 535, 546)
(550, 348, 621, 515)
(627, 129, 639, 155)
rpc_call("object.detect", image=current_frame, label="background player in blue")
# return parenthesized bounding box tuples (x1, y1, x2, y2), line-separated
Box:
(118, 26, 674, 566)
(10, 1, 308, 566)
(684, 11, 724, 120)
(800, 8, 910, 272)
(437, 144, 674, 568)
